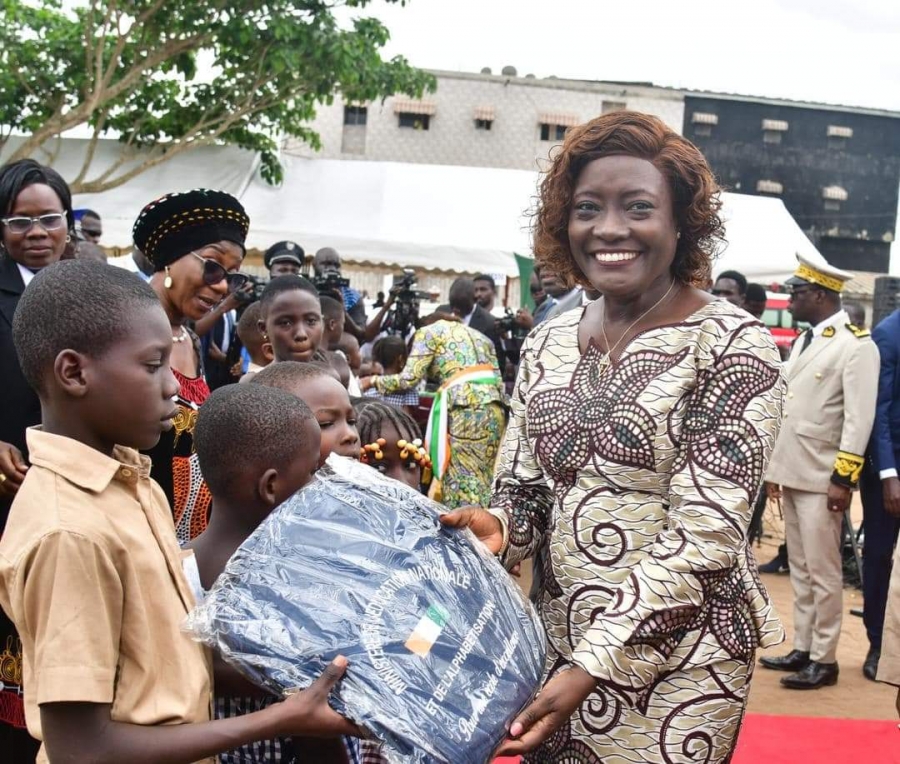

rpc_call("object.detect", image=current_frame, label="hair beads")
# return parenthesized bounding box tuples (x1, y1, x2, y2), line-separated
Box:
(361, 438, 387, 463)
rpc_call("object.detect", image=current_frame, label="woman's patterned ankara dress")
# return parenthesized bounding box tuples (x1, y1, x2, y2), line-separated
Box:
(492, 299, 786, 763)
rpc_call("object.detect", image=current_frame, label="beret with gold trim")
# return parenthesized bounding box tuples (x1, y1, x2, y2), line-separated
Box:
(132, 189, 250, 271)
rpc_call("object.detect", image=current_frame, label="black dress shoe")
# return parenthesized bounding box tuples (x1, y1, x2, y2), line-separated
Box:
(758, 550, 790, 574)
(759, 650, 810, 672)
(863, 648, 880, 681)
(781, 661, 839, 690)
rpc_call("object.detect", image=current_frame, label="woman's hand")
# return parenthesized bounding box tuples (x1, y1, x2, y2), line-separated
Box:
(0, 441, 28, 497)
(272, 657, 361, 738)
(439, 507, 504, 554)
(496, 665, 596, 756)
(358, 376, 374, 392)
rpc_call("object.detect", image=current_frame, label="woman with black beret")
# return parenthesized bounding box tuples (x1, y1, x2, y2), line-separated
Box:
(132, 189, 250, 542)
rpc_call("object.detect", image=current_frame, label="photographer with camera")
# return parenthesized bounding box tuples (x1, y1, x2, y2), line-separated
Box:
(313, 247, 367, 330)
(348, 269, 430, 353)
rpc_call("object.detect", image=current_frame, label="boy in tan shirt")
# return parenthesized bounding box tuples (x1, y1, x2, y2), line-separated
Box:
(0, 260, 357, 763)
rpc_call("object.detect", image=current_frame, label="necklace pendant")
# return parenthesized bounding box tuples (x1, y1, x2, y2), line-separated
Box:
(598, 353, 611, 370)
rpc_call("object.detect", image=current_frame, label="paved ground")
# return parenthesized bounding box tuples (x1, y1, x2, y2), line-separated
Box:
(752, 531, 896, 720)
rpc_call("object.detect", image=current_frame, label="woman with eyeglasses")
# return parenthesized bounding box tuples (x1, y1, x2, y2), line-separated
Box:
(0, 158, 74, 762)
(132, 189, 251, 543)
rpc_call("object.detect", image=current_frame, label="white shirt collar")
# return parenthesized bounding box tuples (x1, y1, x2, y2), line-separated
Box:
(462, 306, 476, 326)
(16, 262, 36, 287)
(810, 309, 848, 338)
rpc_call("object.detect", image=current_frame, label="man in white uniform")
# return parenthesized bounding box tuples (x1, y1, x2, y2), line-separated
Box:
(762, 255, 879, 689)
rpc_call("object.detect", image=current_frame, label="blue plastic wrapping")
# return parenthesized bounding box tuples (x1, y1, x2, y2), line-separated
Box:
(185, 455, 546, 763)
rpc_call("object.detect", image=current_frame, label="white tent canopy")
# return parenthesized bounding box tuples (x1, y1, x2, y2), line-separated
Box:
(714, 193, 827, 283)
(240, 158, 533, 276)
(52, 137, 822, 281)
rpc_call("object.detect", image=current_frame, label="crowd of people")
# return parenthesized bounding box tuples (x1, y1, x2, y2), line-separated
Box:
(0, 108, 897, 764)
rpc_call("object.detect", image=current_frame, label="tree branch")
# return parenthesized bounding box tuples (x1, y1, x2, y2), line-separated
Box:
(98, 5, 127, 95)
(13, 29, 210, 159)
(8, 96, 68, 161)
(77, 144, 171, 193)
(92, 0, 118, 102)
(103, 33, 213, 104)
(76, 81, 289, 194)
(88, 141, 140, 185)
(72, 106, 111, 187)
(82, 0, 97, 100)
(37, 135, 63, 166)
(13, 67, 38, 100)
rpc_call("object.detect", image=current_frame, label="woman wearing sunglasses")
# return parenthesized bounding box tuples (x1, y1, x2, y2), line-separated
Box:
(132, 189, 250, 542)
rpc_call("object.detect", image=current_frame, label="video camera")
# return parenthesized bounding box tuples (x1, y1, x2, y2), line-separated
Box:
(496, 308, 529, 338)
(381, 269, 431, 337)
(233, 273, 267, 306)
(313, 273, 350, 295)
(497, 308, 529, 370)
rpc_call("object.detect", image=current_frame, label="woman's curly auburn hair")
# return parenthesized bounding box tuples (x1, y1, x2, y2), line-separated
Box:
(533, 111, 725, 288)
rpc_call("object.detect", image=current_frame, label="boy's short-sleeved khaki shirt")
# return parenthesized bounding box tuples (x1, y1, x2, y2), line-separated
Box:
(0, 428, 212, 763)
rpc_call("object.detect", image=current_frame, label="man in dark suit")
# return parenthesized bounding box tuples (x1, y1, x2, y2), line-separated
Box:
(437, 277, 504, 368)
(860, 308, 900, 680)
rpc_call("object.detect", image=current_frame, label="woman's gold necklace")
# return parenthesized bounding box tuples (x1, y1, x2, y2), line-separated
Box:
(598, 280, 678, 369)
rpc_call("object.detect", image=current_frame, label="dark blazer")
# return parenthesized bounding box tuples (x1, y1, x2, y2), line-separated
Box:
(0, 256, 40, 458)
(0, 255, 42, 530)
(436, 304, 505, 367)
(869, 310, 900, 473)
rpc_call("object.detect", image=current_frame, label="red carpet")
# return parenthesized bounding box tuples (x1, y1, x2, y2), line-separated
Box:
(733, 713, 900, 763)
(495, 713, 900, 763)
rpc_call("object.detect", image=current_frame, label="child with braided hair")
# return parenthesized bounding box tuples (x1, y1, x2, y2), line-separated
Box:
(356, 401, 432, 492)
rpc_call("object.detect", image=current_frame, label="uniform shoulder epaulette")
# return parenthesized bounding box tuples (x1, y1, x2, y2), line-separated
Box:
(846, 323, 871, 338)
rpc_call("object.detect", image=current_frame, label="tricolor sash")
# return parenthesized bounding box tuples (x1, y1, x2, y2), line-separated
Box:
(425, 364, 499, 481)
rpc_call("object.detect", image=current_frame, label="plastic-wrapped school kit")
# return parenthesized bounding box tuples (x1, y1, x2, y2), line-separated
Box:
(186, 455, 546, 763)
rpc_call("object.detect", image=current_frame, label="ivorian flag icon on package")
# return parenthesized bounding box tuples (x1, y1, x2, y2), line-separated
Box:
(186, 455, 546, 763)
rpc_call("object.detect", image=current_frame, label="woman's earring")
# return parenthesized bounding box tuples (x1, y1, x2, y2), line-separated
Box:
(676, 231, 681, 240)
(164, 266, 173, 289)
(65, 234, 72, 243)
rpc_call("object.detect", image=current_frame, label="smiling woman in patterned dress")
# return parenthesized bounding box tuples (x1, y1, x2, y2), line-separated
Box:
(442, 111, 786, 763)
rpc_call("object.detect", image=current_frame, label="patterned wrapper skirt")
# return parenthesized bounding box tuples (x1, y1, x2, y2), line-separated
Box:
(439, 401, 506, 509)
(525, 654, 754, 764)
